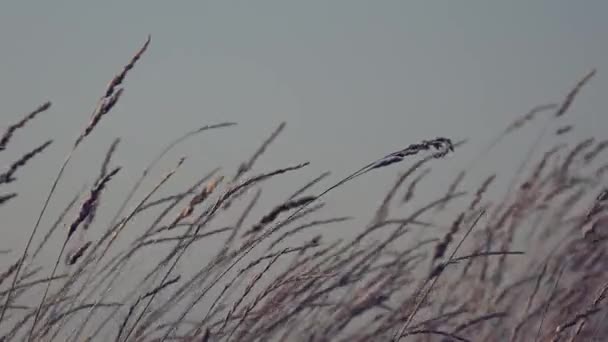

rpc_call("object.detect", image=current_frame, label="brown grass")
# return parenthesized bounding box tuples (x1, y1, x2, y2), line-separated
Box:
(0, 37, 606, 342)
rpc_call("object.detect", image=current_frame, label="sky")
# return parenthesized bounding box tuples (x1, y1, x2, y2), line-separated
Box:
(0, 0, 607, 312)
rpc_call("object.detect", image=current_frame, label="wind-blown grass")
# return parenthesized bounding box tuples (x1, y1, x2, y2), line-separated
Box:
(0, 38, 606, 342)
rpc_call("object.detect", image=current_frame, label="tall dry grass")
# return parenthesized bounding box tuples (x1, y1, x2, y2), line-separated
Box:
(0, 38, 606, 342)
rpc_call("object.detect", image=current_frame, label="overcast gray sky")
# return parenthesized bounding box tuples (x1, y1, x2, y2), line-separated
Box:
(1, 1, 607, 267)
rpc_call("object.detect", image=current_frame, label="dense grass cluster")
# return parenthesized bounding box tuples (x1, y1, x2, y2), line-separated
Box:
(1, 37, 607, 341)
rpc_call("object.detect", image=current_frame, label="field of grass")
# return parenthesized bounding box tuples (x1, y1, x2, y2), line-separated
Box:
(1, 37, 606, 342)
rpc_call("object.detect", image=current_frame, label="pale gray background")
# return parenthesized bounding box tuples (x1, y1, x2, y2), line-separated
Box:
(0, 0, 607, 326)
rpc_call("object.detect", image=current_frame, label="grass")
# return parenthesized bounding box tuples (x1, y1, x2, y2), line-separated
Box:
(0, 36, 606, 342)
